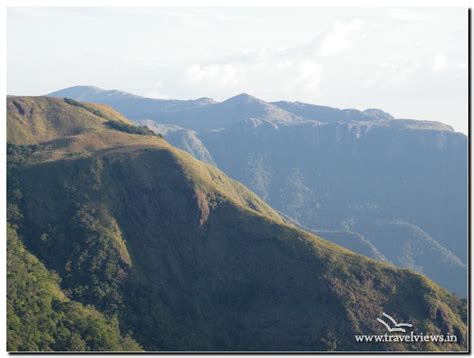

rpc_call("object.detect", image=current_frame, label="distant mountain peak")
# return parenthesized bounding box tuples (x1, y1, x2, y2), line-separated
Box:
(62, 85, 103, 91)
(49, 85, 105, 95)
(195, 97, 217, 104)
(363, 108, 394, 120)
(275, 100, 304, 106)
(48, 86, 218, 104)
(223, 93, 263, 104)
(272, 100, 398, 123)
(48, 85, 142, 99)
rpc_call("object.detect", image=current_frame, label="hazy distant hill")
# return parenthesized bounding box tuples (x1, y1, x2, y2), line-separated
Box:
(272, 100, 395, 122)
(47, 86, 468, 297)
(7, 96, 467, 351)
(48, 86, 215, 119)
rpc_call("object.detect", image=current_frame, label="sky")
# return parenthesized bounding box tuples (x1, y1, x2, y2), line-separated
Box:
(7, 7, 468, 133)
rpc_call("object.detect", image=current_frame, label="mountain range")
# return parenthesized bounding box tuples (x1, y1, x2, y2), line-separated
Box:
(48, 86, 468, 298)
(6, 96, 467, 351)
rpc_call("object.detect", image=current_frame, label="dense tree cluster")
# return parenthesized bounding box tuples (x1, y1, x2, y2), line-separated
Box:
(7, 225, 141, 352)
(105, 120, 162, 137)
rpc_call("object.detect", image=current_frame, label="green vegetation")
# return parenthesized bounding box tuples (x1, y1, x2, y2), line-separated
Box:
(7, 225, 141, 352)
(64, 97, 108, 119)
(7, 143, 38, 168)
(6, 96, 468, 352)
(105, 120, 162, 137)
(7, 143, 38, 227)
(39, 203, 131, 313)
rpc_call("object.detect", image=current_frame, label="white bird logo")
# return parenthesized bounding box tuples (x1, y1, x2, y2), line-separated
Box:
(376, 312, 413, 333)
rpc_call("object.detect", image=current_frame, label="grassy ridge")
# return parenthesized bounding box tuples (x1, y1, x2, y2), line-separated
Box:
(6, 96, 468, 351)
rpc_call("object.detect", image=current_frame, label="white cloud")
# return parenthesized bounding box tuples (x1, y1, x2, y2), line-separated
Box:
(296, 61, 322, 91)
(186, 64, 241, 86)
(319, 19, 364, 57)
(142, 82, 170, 99)
(385, 9, 431, 22)
(181, 58, 323, 102)
(365, 61, 420, 90)
(8, 8, 467, 133)
(432, 54, 448, 72)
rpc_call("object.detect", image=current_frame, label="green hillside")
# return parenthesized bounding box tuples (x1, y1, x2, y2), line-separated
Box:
(7, 224, 141, 351)
(7, 97, 468, 351)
